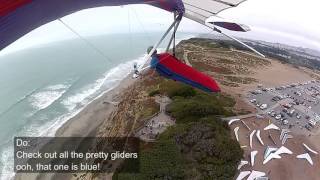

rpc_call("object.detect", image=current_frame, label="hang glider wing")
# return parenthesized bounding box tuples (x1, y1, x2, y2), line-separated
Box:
(256, 130, 264, 146)
(0, 0, 184, 51)
(247, 170, 266, 180)
(237, 160, 249, 170)
(182, 0, 266, 57)
(228, 118, 240, 125)
(182, 0, 247, 26)
(303, 143, 319, 155)
(154, 53, 221, 92)
(236, 171, 251, 180)
(264, 123, 280, 131)
(249, 130, 256, 149)
(250, 150, 258, 167)
(274, 146, 293, 156)
(234, 127, 240, 142)
(263, 153, 281, 165)
(297, 153, 313, 165)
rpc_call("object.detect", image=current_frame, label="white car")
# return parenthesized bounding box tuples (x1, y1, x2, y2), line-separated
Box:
(275, 115, 282, 120)
(250, 99, 257, 103)
(260, 104, 268, 110)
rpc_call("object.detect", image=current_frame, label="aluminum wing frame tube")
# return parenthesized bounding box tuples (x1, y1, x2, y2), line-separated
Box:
(166, 13, 182, 53)
(139, 16, 181, 72)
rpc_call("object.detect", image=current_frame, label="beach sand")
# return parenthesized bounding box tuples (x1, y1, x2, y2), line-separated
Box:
(221, 57, 315, 96)
(55, 75, 137, 137)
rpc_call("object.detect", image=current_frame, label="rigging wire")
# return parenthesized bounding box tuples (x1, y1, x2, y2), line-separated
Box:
(131, 7, 152, 44)
(57, 18, 114, 64)
(127, 7, 133, 59)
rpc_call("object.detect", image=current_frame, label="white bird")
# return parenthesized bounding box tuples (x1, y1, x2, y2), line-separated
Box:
(251, 151, 258, 167)
(250, 130, 256, 149)
(303, 143, 318, 155)
(256, 130, 264, 146)
(229, 118, 240, 126)
(264, 123, 279, 131)
(234, 127, 240, 142)
(274, 146, 293, 156)
(263, 153, 281, 164)
(297, 153, 313, 165)
(247, 170, 266, 180)
(236, 171, 251, 180)
(237, 160, 249, 170)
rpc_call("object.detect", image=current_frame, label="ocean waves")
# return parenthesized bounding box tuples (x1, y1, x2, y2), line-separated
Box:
(29, 84, 70, 111)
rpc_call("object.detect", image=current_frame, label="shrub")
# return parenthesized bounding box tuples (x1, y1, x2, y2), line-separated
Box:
(160, 80, 196, 98)
(148, 89, 160, 97)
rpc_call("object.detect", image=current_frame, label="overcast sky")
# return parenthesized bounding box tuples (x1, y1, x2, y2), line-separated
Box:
(1, 0, 320, 55)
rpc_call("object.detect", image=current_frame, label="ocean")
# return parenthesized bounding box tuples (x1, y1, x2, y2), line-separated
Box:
(0, 32, 195, 179)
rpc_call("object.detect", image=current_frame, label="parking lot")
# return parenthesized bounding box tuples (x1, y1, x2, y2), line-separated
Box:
(247, 80, 320, 134)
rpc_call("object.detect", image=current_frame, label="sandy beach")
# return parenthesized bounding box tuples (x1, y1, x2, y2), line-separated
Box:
(55, 74, 137, 137)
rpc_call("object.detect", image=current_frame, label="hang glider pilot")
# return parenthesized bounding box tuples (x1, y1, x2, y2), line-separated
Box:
(133, 62, 139, 76)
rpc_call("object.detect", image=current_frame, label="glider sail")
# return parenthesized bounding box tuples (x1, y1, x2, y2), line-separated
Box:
(0, 0, 258, 93)
(0, 0, 185, 51)
(0, 0, 250, 51)
(152, 53, 221, 92)
(182, 0, 247, 29)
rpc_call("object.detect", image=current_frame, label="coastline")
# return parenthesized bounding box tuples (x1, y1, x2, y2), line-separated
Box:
(55, 73, 137, 137)
(14, 74, 137, 180)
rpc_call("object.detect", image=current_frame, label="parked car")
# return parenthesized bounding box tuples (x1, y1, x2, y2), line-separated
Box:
(260, 104, 268, 110)
(305, 124, 311, 131)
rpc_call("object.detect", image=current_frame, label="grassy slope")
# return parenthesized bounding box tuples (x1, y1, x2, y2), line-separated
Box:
(113, 79, 243, 180)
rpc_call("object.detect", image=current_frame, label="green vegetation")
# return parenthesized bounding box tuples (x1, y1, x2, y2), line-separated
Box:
(138, 99, 160, 120)
(166, 95, 235, 124)
(114, 80, 242, 180)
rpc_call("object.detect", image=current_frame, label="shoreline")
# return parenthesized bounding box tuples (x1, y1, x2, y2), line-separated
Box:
(14, 74, 137, 180)
(55, 73, 137, 137)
